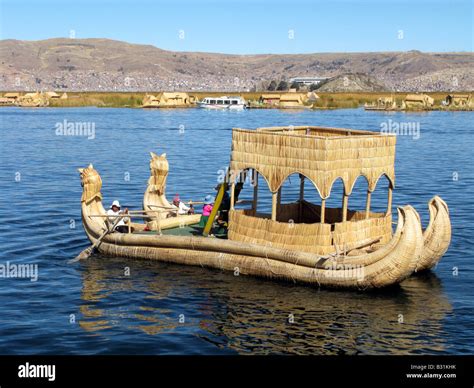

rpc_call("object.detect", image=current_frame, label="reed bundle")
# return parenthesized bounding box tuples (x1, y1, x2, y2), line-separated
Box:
(228, 207, 392, 255)
(229, 209, 334, 254)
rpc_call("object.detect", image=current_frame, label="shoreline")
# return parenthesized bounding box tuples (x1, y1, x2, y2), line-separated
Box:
(1, 91, 473, 110)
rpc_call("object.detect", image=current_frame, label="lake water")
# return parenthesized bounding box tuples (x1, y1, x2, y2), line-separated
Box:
(0, 107, 473, 355)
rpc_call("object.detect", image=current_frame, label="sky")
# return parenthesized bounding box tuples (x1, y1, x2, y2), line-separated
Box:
(0, 0, 472, 54)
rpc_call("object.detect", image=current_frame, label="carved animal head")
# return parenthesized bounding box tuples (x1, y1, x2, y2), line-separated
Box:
(78, 164, 102, 203)
(149, 152, 169, 174)
(148, 152, 169, 194)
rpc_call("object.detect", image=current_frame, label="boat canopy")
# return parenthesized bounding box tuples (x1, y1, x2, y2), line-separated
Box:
(229, 126, 396, 198)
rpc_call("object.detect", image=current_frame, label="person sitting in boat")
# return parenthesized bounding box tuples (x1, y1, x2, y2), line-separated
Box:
(106, 200, 131, 233)
(169, 194, 195, 217)
(199, 195, 214, 228)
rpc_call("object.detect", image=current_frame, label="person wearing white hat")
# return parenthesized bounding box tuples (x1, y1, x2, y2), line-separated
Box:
(106, 200, 130, 233)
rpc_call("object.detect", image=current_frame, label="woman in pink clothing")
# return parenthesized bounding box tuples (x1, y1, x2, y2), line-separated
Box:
(199, 195, 214, 228)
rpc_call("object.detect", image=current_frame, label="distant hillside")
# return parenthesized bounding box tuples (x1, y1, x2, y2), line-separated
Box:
(315, 73, 387, 92)
(0, 38, 472, 92)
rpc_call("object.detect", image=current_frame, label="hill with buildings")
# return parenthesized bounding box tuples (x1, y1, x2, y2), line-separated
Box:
(1, 38, 472, 92)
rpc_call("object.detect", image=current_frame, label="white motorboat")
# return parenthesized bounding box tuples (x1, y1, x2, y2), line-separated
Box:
(197, 96, 246, 110)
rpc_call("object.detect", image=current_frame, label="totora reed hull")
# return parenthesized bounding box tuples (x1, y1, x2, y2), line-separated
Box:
(80, 164, 430, 290)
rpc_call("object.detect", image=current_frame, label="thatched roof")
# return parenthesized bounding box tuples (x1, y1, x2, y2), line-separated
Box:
(230, 126, 396, 198)
(4, 92, 20, 98)
(23, 92, 41, 98)
(279, 93, 305, 103)
(447, 94, 470, 99)
(45, 91, 60, 98)
(260, 94, 281, 100)
(405, 94, 434, 104)
(157, 92, 190, 101)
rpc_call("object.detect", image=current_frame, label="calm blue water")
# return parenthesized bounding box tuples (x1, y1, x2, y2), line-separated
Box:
(0, 107, 473, 355)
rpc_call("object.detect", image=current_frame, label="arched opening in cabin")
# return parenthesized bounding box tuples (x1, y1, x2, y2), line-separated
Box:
(343, 175, 371, 222)
(276, 173, 323, 224)
(348, 176, 370, 212)
(230, 169, 326, 224)
(229, 168, 273, 217)
(324, 177, 346, 223)
(370, 174, 393, 216)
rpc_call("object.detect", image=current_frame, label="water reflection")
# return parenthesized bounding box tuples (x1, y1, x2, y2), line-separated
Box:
(79, 256, 452, 354)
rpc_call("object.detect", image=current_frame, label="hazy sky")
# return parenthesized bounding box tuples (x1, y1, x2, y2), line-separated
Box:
(0, 0, 472, 54)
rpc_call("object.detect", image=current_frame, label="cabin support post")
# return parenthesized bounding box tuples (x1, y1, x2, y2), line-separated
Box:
(277, 187, 282, 213)
(230, 181, 236, 210)
(387, 184, 393, 215)
(271, 191, 278, 221)
(365, 191, 372, 219)
(252, 169, 258, 212)
(299, 174, 305, 221)
(299, 174, 305, 201)
(320, 198, 326, 223)
(342, 192, 348, 222)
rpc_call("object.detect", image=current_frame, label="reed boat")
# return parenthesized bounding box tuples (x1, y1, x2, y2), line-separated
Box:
(16, 92, 50, 107)
(78, 125, 451, 289)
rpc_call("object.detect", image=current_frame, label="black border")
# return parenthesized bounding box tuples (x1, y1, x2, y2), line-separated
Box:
(0, 355, 472, 386)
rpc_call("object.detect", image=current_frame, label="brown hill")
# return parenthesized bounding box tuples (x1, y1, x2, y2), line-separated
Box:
(315, 73, 387, 92)
(0, 38, 472, 91)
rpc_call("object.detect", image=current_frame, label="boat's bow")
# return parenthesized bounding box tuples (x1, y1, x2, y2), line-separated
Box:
(416, 196, 451, 272)
(316, 205, 424, 288)
(78, 164, 108, 242)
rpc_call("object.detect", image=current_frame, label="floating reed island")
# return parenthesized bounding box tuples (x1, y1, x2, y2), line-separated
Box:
(78, 125, 451, 290)
(2, 91, 471, 110)
(364, 93, 473, 111)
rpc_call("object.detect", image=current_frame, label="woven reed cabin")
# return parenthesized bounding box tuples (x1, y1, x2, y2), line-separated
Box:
(278, 93, 308, 108)
(259, 94, 282, 105)
(78, 125, 451, 289)
(17, 92, 49, 107)
(228, 126, 396, 254)
(444, 94, 472, 107)
(364, 96, 399, 111)
(3, 92, 20, 102)
(402, 94, 434, 109)
(142, 92, 192, 108)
